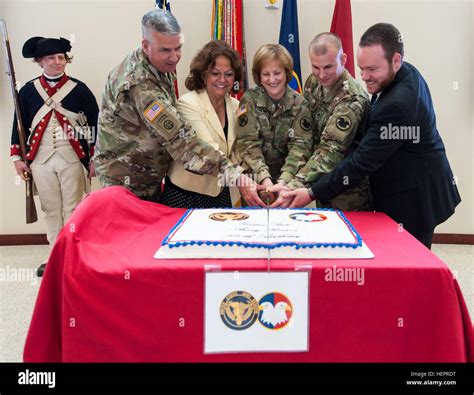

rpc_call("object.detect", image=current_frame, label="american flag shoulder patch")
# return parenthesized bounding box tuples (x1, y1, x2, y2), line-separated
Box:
(235, 104, 247, 118)
(143, 100, 164, 122)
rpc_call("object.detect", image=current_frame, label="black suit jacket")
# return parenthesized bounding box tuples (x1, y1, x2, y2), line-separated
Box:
(311, 62, 461, 233)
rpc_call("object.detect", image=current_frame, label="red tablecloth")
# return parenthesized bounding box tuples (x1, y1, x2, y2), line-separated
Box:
(23, 186, 473, 362)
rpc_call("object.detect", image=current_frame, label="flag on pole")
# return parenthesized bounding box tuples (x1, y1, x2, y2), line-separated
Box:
(211, 0, 248, 99)
(278, 0, 302, 93)
(155, 0, 170, 11)
(155, 0, 179, 97)
(330, 0, 355, 77)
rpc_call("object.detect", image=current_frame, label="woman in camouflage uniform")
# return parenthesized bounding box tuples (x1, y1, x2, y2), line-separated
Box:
(236, 44, 313, 202)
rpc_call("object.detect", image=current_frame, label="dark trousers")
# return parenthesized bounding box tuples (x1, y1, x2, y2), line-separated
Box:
(410, 228, 434, 249)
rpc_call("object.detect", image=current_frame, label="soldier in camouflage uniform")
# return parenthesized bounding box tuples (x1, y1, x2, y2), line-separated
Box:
(284, 33, 372, 211)
(236, 44, 313, 194)
(94, 9, 264, 206)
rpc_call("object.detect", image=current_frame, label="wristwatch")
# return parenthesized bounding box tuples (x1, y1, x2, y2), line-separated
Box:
(306, 187, 315, 201)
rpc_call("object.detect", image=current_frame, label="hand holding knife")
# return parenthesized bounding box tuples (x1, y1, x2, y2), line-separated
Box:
(259, 189, 275, 273)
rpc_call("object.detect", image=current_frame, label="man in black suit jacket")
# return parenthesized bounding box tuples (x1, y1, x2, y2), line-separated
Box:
(278, 23, 461, 248)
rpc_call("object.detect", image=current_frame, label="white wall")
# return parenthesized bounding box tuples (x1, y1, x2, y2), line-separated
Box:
(471, 0, 474, 233)
(0, 0, 472, 235)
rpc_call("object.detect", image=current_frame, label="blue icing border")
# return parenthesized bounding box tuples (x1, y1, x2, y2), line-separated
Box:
(161, 207, 363, 249)
(161, 209, 192, 247)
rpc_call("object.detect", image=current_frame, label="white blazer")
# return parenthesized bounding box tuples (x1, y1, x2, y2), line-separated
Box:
(168, 89, 241, 202)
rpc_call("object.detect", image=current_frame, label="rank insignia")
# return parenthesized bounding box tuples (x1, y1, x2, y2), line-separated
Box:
(220, 291, 259, 330)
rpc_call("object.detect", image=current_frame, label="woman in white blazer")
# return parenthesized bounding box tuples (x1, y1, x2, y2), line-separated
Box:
(159, 40, 243, 208)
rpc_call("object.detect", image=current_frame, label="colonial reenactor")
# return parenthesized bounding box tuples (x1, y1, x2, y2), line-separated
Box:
(235, 44, 313, 196)
(286, 33, 372, 211)
(11, 36, 99, 276)
(94, 9, 263, 206)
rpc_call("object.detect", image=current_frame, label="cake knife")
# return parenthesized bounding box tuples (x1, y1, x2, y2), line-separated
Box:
(265, 194, 271, 273)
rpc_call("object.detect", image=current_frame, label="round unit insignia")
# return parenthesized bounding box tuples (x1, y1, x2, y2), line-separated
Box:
(300, 117, 312, 131)
(258, 292, 293, 330)
(238, 114, 248, 127)
(220, 291, 259, 330)
(163, 120, 174, 130)
(209, 212, 249, 221)
(336, 115, 351, 131)
(289, 212, 327, 222)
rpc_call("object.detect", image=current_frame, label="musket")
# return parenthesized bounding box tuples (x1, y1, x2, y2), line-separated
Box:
(1, 19, 38, 223)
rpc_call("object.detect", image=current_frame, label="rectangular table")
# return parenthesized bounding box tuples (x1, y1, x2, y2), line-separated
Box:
(23, 186, 474, 362)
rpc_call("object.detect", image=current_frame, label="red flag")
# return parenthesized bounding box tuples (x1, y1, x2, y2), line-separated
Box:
(330, 0, 355, 77)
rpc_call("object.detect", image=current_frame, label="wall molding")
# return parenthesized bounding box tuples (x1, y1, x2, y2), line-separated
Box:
(432, 234, 474, 245)
(0, 233, 473, 246)
(0, 234, 48, 246)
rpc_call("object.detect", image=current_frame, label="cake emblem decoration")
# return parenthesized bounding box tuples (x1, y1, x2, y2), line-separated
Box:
(219, 291, 259, 330)
(289, 212, 328, 222)
(209, 212, 249, 222)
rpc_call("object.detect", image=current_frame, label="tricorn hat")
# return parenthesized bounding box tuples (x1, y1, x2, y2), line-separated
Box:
(22, 36, 72, 58)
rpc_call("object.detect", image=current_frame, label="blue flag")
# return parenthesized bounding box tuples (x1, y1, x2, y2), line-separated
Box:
(279, 0, 302, 93)
(155, 0, 179, 97)
(155, 0, 170, 11)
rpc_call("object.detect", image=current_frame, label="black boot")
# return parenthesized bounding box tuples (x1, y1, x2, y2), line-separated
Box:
(36, 263, 47, 277)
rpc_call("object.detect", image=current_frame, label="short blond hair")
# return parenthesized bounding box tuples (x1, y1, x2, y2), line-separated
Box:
(252, 44, 293, 86)
(308, 32, 342, 56)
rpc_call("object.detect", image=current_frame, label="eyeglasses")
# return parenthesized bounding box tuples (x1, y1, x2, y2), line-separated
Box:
(207, 70, 235, 80)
